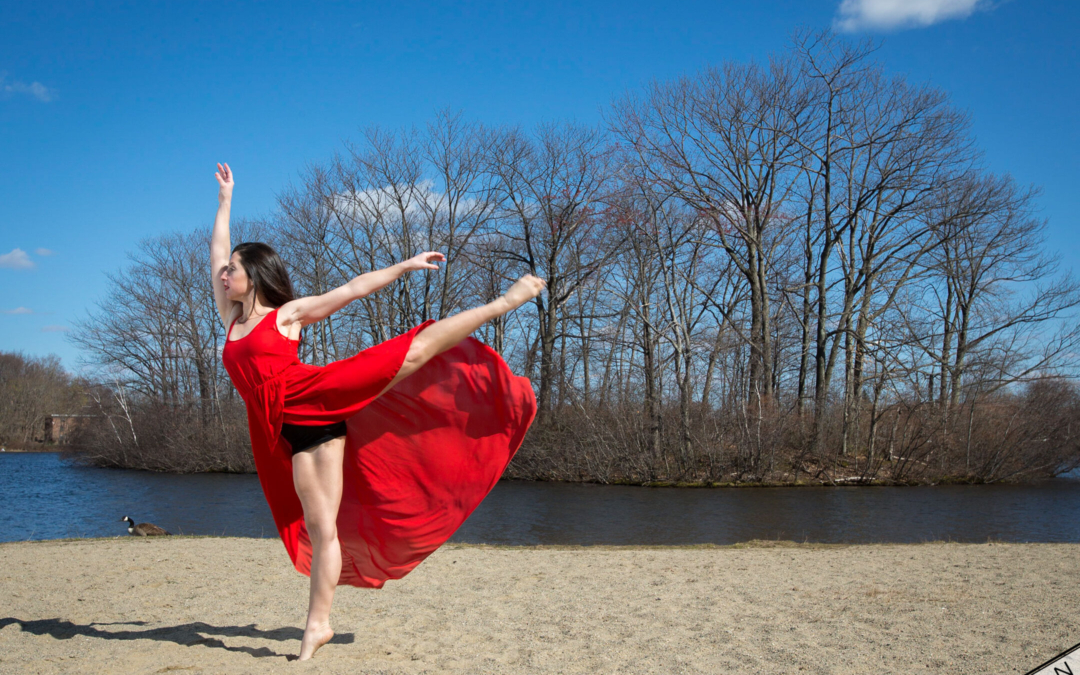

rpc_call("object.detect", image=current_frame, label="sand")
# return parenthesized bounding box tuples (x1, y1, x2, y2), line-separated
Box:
(1, 537, 1077, 674)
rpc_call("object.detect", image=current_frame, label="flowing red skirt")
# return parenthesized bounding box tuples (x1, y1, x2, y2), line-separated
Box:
(233, 321, 536, 588)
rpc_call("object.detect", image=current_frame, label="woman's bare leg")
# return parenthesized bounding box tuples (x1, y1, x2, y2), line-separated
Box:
(291, 436, 346, 661)
(379, 274, 545, 395)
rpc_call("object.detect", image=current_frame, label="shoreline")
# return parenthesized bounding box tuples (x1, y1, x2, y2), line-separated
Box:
(0, 535, 1031, 548)
(0, 447, 61, 453)
(2, 537, 1077, 673)
(13, 451, 1077, 487)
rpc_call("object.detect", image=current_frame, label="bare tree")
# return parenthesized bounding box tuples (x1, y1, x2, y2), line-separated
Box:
(788, 31, 976, 455)
(610, 56, 807, 404)
(921, 173, 1080, 408)
(490, 122, 620, 420)
(0, 352, 83, 447)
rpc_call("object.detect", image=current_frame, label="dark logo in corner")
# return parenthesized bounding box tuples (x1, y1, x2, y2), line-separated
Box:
(1027, 642, 1080, 675)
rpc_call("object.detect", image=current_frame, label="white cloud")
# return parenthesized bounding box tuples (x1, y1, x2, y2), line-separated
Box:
(3, 307, 34, 315)
(41, 325, 69, 333)
(0, 73, 55, 102)
(35, 248, 54, 256)
(331, 179, 484, 226)
(0, 248, 34, 269)
(834, 0, 990, 32)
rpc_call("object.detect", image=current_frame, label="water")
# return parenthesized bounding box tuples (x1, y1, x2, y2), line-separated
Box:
(4, 452, 1080, 545)
(2, 453, 274, 541)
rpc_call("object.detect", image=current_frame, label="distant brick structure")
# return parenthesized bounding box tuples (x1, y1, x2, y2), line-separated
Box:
(41, 414, 90, 444)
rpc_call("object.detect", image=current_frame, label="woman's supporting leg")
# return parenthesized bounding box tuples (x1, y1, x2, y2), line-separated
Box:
(380, 274, 546, 395)
(291, 436, 346, 661)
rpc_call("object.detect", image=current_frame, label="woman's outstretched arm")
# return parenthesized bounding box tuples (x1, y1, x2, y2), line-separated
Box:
(278, 251, 446, 330)
(210, 162, 236, 328)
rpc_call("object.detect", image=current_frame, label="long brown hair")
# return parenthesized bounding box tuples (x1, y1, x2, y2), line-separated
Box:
(232, 242, 295, 309)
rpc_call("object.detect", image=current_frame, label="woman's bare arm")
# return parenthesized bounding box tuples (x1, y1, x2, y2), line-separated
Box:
(278, 252, 445, 330)
(210, 163, 237, 328)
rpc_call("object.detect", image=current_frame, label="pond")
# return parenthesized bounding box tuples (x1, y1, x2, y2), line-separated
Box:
(4, 452, 1080, 545)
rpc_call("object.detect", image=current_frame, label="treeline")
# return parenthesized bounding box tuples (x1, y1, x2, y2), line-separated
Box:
(67, 32, 1080, 482)
(0, 352, 84, 449)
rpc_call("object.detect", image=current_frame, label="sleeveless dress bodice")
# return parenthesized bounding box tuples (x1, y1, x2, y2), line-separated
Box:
(219, 307, 537, 589)
(221, 309, 303, 394)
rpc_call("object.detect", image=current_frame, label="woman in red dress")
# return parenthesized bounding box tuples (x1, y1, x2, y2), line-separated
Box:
(210, 163, 543, 660)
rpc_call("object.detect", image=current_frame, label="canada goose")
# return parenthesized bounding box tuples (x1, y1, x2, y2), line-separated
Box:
(120, 515, 172, 536)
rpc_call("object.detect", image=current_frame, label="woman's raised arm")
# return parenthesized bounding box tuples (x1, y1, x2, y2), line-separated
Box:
(210, 162, 236, 328)
(278, 251, 446, 330)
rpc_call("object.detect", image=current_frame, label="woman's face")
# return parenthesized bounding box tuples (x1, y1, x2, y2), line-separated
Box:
(221, 252, 253, 301)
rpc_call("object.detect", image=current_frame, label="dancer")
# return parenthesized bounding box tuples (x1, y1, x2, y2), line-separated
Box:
(210, 163, 542, 660)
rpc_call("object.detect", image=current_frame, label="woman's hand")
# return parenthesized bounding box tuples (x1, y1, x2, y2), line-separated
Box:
(399, 251, 446, 273)
(215, 162, 234, 202)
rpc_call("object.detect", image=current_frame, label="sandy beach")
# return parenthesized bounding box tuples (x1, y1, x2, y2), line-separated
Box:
(1, 537, 1077, 674)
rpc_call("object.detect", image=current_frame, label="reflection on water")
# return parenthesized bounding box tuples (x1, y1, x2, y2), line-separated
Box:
(3, 452, 1080, 545)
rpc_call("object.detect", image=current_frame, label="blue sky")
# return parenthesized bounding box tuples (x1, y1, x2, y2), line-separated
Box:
(1, 0, 1077, 369)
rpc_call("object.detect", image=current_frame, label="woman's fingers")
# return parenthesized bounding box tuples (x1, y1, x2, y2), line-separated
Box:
(400, 252, 445, 272)
(214, 162, 234, 184)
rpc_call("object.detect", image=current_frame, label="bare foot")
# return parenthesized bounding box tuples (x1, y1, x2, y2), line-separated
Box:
(501, 274, 546, 310)
(297, 623, 334, 661)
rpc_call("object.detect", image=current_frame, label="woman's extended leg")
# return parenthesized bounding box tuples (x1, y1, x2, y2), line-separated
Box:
(291, 436, 346, 661)
(379, 274, 545, 395)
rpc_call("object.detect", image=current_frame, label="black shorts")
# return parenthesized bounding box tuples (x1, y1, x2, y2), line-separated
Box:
(280, 421, 347, 455)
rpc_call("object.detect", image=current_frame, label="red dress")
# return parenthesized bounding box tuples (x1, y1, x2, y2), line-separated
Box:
(221, 308, 536, 588)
